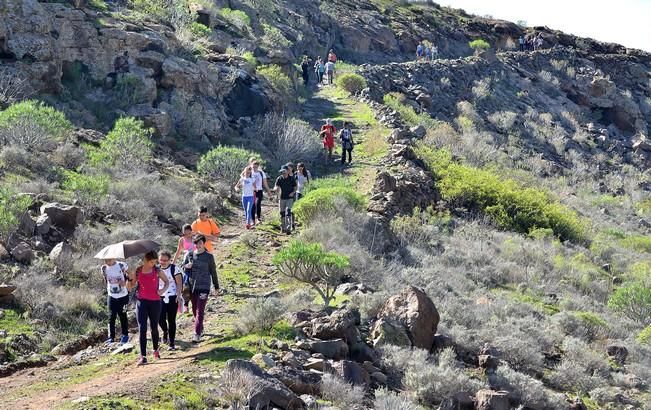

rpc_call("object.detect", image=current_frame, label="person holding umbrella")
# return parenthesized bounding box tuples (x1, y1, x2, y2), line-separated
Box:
(101, 258, 130, 344)
(127, 250, 169, 365)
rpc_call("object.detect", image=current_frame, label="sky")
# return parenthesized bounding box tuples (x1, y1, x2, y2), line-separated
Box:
(437, 0, 651, 51)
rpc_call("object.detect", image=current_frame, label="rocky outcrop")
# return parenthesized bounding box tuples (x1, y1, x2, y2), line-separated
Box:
(371, 286, 439, 350)
(40, 203, 84, 235)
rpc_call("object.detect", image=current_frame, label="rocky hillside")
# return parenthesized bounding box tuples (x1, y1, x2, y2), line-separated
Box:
(1, 0, 651, 409)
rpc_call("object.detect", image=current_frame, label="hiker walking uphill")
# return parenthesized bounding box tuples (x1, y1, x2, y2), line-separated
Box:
(301, 56, 310, 86)
(127, 251, 169, 365)
(235, 166, 256, 229)
(340, 122, 355, 164)
(183, 235, 219, 343)
(314, 57, 325, 85)
(173, 224, 195, 264)
(321, 119, 336, 162)
(295, 163, 311, 200)
(157, 251, 182, 351)
(274, 165, 297, 234)
(251, 159, 272, 225)
(191, 206, 220, 254)
(102, 258, 130, 344)
(325, 59, 335, 85)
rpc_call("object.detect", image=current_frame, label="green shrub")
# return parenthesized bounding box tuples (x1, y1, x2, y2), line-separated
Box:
(335, 73, 367, 95)
(620, 234, 651, 254)
(0, 100, 72, 141)
(242, 51, 257, 67)
(197, 145, 259, 186)
(637, 325, 651, 345)
(415, 145, 587, 243)
(607, 283, 651, 324)
(293, 187, 366, 225)
(383, 92, 438, 129)
(114, 74, 149, 109)
(273, 241, 350, 306)
(190, 22, 211, 37)
(0, 187, 31, 243)
(261, 23, 291, 48)
(469, 39, 490, 51)
(91, 117, 153, 174)
(219, 8, 251, 29)
(257, 65, 293, 97)
(61, 170, 109, 207)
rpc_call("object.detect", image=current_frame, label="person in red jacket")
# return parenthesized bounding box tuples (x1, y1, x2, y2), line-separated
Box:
(327, 49, 337, 63)
(320, 119, 336, 162)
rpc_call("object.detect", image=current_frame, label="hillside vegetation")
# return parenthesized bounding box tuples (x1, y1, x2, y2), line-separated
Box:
(0, 0, 650, 409)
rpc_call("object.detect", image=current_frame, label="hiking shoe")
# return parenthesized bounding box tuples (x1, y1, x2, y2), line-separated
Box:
(153, 350, 161, 359)
(246, 224, 251, 230)
(137, 356, 147, 366)
(192, 334, 201, 343)
(105, 338, 114, 345)
(120, 335, 129, 344)
(168, 345, 177, 351)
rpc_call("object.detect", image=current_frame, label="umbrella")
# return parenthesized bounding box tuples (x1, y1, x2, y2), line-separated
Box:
(94, 240, 160, 260)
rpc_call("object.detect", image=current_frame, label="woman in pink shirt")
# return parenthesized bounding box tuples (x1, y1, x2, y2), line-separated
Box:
(127, 250, 169, 365)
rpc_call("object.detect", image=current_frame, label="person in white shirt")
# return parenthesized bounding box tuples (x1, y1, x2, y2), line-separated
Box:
(157, 251, 182, 350)
(235, 166, 256, 229)
(295, 162, 311, 200)
(250, 159, 272, 225)
(101, 258, 130, 344)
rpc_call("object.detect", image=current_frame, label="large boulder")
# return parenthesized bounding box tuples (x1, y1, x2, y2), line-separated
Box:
(40, 203, 84, 235)
(310, 308, 360, 342)
(49, 242, 73, 266)
(35, 214, 51, 236)
(296, 339, 349, 360)
(224, 359, 305, 410)
(370, 317, 411, 348)
(475, 390, 509, 410)
(17, 212, 35, 237)
(268, 366, 323, 395)
(332, 360, 371, 386)
(370, 286, 439, 350)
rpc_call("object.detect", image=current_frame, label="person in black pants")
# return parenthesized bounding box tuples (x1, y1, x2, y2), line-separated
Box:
(340, 122, 354, 164)
(301, 56, 310, 86)
(251, 160, 272, 225)
(157, 251, 182, 351)
(102, 259, 130, 344)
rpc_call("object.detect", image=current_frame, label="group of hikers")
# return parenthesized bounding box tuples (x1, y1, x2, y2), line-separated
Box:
(519, 33, 545, 51)
(102, 207, 220, 365)
(301, 49, 338, 86)
(416, 41, 439, 62)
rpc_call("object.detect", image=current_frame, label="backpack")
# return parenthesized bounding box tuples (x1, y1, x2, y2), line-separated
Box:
(341, 129, 353, 150)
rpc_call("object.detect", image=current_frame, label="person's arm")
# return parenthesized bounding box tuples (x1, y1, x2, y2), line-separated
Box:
(209, 257, 220, 292)
(157, 269, 170, 296)
(263, 175, 272, 195)
(126, 269, 137, 292)
(210, 219, 221, 239)
(101, 266, 107, 285)
(183, 252, 192, 270)
(174, 273, 183, 298)
(234, 177, 241, 192)
(173, 238, 184, 264)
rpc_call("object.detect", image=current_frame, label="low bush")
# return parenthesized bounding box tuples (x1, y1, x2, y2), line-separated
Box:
(197, 145, 259, 187)
(373, 387, 419, 410)
(257, 65, 293, 99)
(219, 8, 251, 29)
(335, 73, 367, 95)
(637, 325, 651, 345)
(235, 297, 286, 334)
(190, 22, 211, 37)
(261, 23, 291, 48)
(292, 187, 366, 225)
(0, 67, 30, 108)
(61, 170, 109, 207)
(249, 113, 321, 172)
(608, 283, 651, 324)
(320, 373, 365, 409)
(0, 187, 31, 243)
(415, 145, 587, 243)
(0, 100, 72, 141)
(383, 92, 438, 129)
(273, 241, 349, 307)
(114, 74, 149, 109)
(469, 39, 490, 51)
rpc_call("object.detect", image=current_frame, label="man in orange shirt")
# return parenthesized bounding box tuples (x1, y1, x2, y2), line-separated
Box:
(191, 206, 221, 253)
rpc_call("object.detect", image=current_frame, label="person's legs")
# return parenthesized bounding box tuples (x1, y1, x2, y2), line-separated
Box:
(243, 196, 254, 225)
(147, 300, 161, 352)
(341, 146, 346, 164)
(136, 300, 149, 356)
(116, 295, 129, 339)
(108, 295, 117, 340)
(159, 298, 168, 341)
(255, 190, 263, 221)
(167, 296, 178, 346)
(191, 291, 198, 320)
(193, 291, 208, 336)
(347, 148, 352, 163)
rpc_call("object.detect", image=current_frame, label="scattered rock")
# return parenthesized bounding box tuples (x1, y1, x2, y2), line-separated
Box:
(303, 358, 328, 372)
(370, 371, 387, 384)
(224, 359, 306, 410)
(0, 285, 16, 297)
(296, 339, 349, 360)
(332, 360, 371, 386)
(17, 212, 35, 237)
(409, 124, 427, 138)
(35, 214, 51, 235)
(478, 354, 499, 373)
(475, 389, 509, 410)
(268, 366, 322, 395)
(111, 343, 134, 355)
(40, 203, 84, 235)
(253, 353, 276, 368)
(49, 242, 72, 266)
(10, 242, 33, 264)
(606, 345, 628, 365)
(371, 286, 439, 350)
(310, 307, 360, 341)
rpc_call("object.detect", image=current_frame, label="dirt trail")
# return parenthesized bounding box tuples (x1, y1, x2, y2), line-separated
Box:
(0, 85, 381, 410)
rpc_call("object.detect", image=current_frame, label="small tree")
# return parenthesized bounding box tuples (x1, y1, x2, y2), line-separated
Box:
(608, 283, 651, 324)
(469, 39, 490, 53)
(0, 100, 72, 150)
(273, 241, 350, 307)
(197, 145, 260, 187)
(93, 117, 153, 174)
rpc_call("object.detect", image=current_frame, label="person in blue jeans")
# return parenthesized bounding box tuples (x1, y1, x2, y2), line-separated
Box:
(235, 166, 256, 229)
